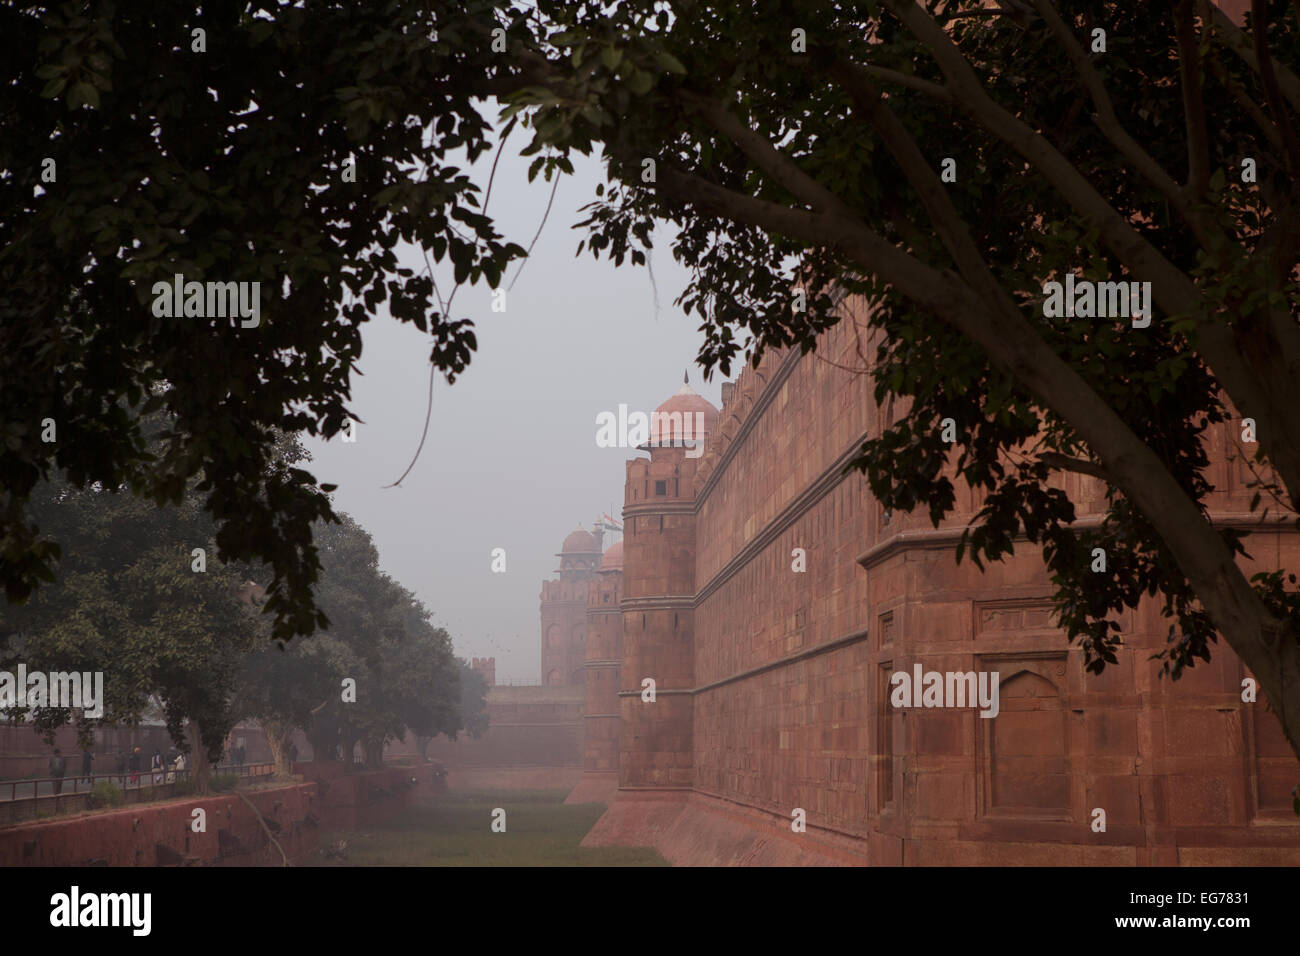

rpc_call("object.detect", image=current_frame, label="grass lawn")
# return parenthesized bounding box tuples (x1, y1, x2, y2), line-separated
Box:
(315, 788, 667, 866)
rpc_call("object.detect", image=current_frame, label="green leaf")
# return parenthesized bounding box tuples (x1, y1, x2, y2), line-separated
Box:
(68, 82, 99, 109)
(627, 69, 653, 95)
(654, 51, 687, 75)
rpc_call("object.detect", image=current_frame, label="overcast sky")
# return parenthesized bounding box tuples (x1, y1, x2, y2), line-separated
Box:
(302, 114, 725, 682)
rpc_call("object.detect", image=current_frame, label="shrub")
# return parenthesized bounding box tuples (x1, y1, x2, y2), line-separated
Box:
(210, 774, 240, 793)
(86, 781, 123, 810)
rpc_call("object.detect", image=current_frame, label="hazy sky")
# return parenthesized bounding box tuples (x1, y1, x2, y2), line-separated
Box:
(302, 113, 725, 682)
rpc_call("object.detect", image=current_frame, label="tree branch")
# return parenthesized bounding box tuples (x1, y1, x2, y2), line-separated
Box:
(1208, 54, 1285, 151)
(653, 163, 974, 320)
(656, 82, 1300, 748)
(882, 0, 1203, 317)
(1027, 0, 1214, 241)
(884, 0, 1300, 526)
(1174, 0, 1212, 196)
(859, 64, 953, 102)
(676, 90, 845, 215)
(1039, 452, 1111, 481)
(1209, 2, 1300, 111)
(1250, 0, 1300, 171)
(237, 790, 289, 866)
(826, 59, 1024, 320)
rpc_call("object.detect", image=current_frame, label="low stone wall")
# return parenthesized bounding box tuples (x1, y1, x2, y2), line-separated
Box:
(582, 790, 871, 866)
(0, 765, 429, 866)
(0, 779, 192, 828)
(307, 765, 421, 830)
(565, 772, 618, 805)
(0, 782, 319, 867)
(583, 789, 1300, 866)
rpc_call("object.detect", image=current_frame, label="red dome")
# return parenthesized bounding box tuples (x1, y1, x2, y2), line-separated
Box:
(650, 382, 720, 446)
(560, 526, 601, 554)
(600, 540, 624, 571)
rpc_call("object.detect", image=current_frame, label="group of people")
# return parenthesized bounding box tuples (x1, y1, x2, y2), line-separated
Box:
(45, 747, 97, 794)
(44, 737, 284, 794)
(114, 747, 188, 786)
(45, 746, 190, 793)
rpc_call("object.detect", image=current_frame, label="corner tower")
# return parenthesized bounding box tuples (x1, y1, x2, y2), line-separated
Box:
(619, 379, 719, 789)
(581, 539, 624, 788)
(540, 526, 600, 686)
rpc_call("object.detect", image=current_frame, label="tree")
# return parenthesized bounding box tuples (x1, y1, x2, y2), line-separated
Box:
(502, 1, 1300, 754)
(0, 468, 260, 793)
(233, 582, 341, 776)
(417, 662, 489, 761)
(0, 0, 534, 641)
(293, 514, 472, 771)
(457, 662, 491, 742)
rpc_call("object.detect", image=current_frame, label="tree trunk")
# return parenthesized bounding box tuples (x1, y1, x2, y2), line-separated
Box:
(264, 720, 293, 776)
(307, 723, 336, 765)
(187, 721, 211, 795)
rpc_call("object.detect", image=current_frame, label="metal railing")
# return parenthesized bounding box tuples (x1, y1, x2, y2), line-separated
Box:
(0, 762, 275, 810)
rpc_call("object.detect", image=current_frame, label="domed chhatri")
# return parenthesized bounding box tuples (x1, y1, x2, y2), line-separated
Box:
(599, 539, 624, 572)
(649, 377, 720, 447)
(560, 525, 601, 555)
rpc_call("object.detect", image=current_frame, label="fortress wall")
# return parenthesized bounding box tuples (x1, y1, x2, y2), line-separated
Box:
(661, 292, 1300, 863)
(692, 314, 884, 836)
(694, 303, 878, 588)
(423, 685, 584, 769)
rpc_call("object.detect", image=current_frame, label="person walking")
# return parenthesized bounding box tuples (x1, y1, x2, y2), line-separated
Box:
(151, 749, 163, 785)
(80, 747, 94, 784)
(48, 748, 66, 795)
(128, 747, 141, 786)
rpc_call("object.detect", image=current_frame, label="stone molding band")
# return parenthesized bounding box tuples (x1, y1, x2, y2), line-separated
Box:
(623, 500, 697, 519)
(693, 431, 871, 605)
(620, 595, 695, 611)
(613, 627, 870, 698)
(856, 512, 1299, 570)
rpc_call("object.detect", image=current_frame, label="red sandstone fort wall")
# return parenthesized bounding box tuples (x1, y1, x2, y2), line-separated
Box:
(621, 444, 701, 790)
(692, 309, 880, 837)
(597, 292, 1300, 864)
(585, 569, 622, 775)
(541, 578, 590, 688)
(423, 685, 584, 768)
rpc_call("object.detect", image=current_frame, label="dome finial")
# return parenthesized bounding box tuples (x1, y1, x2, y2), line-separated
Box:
(684, 369, 689, 385)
